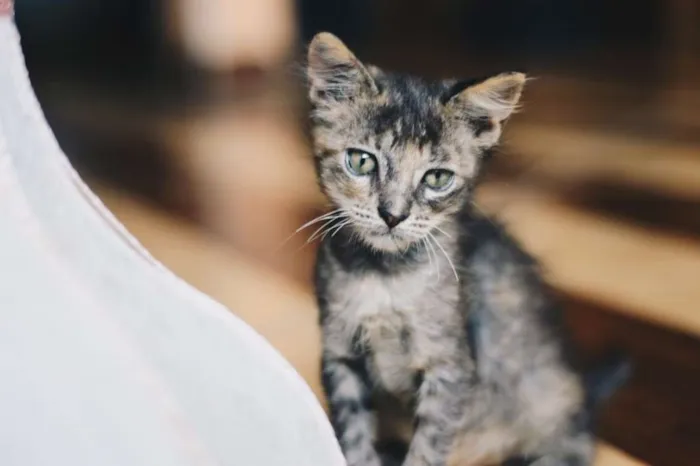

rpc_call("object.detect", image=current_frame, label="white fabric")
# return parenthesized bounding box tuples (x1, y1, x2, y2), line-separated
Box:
(0, 14, 344, 466)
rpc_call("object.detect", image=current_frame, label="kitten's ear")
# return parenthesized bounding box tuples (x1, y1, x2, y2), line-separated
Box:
(445, 72, 526, 122)
(307, 32, 379, 103)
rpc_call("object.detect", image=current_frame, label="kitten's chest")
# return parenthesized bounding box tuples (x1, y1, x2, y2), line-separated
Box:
(335, 271, 454, 395)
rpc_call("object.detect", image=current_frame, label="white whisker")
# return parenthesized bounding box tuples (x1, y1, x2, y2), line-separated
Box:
(307, 217, 343, 244)
(326, 219, 353, 240)
(421, 237, 436, 280)
(429, 232, 459, 282)
(433, 225, 452, 239)
(275, 209, 344, 251)
(296, 209, 344, 233)
(425, 234, 441, 282)
(295, 219, 344, 253)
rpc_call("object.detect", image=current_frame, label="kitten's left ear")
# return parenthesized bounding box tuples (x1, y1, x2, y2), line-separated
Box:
(307, 32, 379, 103)
(445, 72, 527, 122)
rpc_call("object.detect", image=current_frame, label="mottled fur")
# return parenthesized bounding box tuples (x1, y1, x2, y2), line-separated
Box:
(307, 33, 626, 466)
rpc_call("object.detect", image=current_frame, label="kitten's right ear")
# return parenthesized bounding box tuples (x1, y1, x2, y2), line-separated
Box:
(307, 32, 379, 103)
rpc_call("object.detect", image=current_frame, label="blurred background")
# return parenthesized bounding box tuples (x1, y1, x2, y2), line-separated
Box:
(14, 1, 700, 464)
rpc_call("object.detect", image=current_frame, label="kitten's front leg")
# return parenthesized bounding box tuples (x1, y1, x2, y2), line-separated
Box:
(322, 353, 382, 466)
(403, 360, 473, 466)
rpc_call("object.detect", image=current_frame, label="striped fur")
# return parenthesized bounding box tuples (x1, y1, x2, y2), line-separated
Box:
(308, 32, 622, 466)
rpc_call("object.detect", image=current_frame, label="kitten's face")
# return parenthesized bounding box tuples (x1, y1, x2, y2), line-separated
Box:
(307, 33, 525, 252)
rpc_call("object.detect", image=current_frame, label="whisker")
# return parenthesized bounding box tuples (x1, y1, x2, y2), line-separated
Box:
(307, 216, 344, 244)
(328, 219, 353, 239)
(421, 237, 436, 280)
(426, 234, 441, 282)
(274, 209, 344, 251)
(295, 219, 344, 253)
(433, 225, 453, 239)
(321, 219, 352, 241)
(429, 232, 459, 282)
(296, 209, 344, 233)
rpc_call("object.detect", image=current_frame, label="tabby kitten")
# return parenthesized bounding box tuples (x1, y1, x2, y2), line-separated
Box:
(307, 32, 626, 466)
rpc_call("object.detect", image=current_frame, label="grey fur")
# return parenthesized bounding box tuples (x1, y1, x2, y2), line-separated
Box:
(307, 32, 615, 466)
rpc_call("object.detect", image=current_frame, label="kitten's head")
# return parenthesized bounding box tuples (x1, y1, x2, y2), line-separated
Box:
(307, 32, 525, 252)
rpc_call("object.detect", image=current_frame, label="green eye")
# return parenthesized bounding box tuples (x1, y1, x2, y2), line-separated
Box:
(345, 149, 377, 176)
(423, 169, 455, 191)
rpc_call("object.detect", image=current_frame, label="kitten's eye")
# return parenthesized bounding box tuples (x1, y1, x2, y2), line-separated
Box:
(345, 149, 377, 176)
(422, 169, 455, 191)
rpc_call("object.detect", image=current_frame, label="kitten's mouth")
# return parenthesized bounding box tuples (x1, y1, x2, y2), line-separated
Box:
(368, 228, 399, 237)
(361, 228, 418, 252)
(367, 228, 413, 244)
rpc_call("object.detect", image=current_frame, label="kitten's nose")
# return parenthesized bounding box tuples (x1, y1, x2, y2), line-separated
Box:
(378, 206, 409, 229)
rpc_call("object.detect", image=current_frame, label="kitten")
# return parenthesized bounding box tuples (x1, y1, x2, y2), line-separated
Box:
(307, 32, 628, 466)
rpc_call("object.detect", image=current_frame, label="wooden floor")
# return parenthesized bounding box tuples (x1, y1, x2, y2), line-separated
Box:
(566, 295, 700, 466)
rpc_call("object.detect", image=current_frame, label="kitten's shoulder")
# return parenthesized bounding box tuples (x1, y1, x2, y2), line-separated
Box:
(459, 209, 540, 274)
